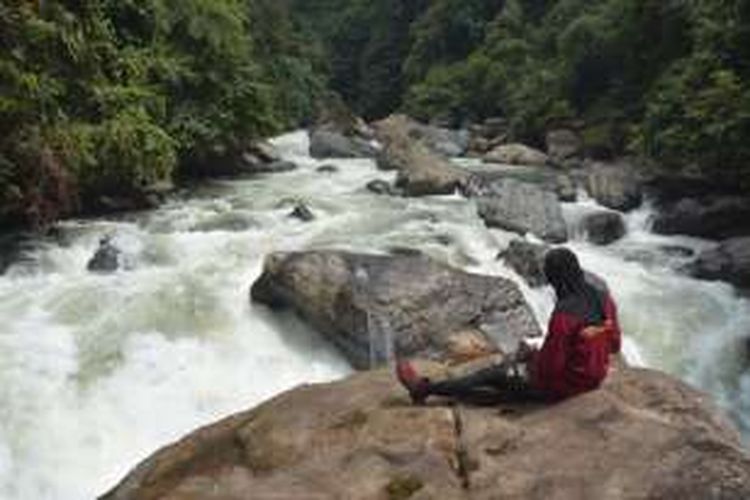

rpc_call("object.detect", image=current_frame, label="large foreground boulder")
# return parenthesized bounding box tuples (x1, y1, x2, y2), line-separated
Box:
(690, 237, 750, 288)
(251, 251, 542, 368)
(374, 115, 470, 196)
(101, 367, 750, 500)
(652, 197, 750, 240)
(473, 179, 568, 243)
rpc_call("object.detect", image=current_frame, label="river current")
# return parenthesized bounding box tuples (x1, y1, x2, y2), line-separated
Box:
(0, 131, 748, 499)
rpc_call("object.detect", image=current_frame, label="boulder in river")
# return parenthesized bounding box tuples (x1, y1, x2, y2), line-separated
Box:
(250, 251, 542, 368)
(101, 366, 750, 500)
(690, 237, 750, 288)
(366, 179, 396, 196)
(484, 143, 550, 167)
(374, 115, 470, 196)
(288, 202, 315, 222)
(87, 236, 120, 273)
(316, 164, 339, 174)
(652, 196, 750, 240)
(585, 161, 643, 212)
(473, 179, 568, 243)
(392, 116, 469, 157)
(580, 211, 626, 246)
(497, 239, 549, 288)
(546, 128, 582, 163)
(308, 129, 378, 159)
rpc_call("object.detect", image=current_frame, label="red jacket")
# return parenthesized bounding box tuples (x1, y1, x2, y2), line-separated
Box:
(529, 293, 621, 401)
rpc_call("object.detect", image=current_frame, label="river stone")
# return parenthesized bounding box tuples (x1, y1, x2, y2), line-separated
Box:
(474, 179, 568, 243)
(581, 211, 626, 245)
(399, 117, 469, 157)
(101, 367, 750, 500)
(484, 143, 550, 167)
(308, 129, 378, 159)
(652, 196, 750, 239)
(250, 251, 542, 368)
(288, 202, 315, 222)
(87, 237, 120, 273)
(585, 162, 643, 211)
(373, 115, 470, 196)
(546, 128, 582, 163)
(316, 164, 339, 174)
(690, 237, 750, 288)
(497, 239, 549, 287)
(366, 179, 396, 196)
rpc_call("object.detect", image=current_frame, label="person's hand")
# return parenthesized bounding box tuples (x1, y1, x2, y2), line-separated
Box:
(581, 320, 614, 340)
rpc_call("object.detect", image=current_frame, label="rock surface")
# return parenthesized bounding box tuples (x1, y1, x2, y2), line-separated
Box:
(366, 179, 397, 196)
(87, 237, 120, 273)
(585, 162, 643, 211)
(497, 239, 549, 287)
(250, 251, 541, 368)
(690, 237, 750, 288)
(401, 118, 470, 157)
(484, 143, 550, 167)
(101, 367, 750, 500)
(652, 197, 750, 239)
(374, 115, 469, 196)
(580, 211, 626, 246)
(473, 179, 568, 243)
(545, 128, 582, 163)
(288, 202, 315, 222)
(308, 129, 378, 159)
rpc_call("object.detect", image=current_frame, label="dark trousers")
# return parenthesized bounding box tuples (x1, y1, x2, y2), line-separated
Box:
(427, 361, 544, 403)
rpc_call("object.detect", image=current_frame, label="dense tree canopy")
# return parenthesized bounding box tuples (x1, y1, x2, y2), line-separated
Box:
(2, 0, 750, 230)
(294, 0, 750, 184)
(0, 0, 324, 229)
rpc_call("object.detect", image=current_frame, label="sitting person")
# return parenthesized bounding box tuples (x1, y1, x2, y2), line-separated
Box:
(396, 247, 621, 404)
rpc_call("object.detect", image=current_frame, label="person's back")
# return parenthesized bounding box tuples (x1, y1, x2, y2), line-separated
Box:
(529, 252, 621, 400)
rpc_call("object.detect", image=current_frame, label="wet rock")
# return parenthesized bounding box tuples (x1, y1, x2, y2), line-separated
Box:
(308, 129, 378, 159)
(87, 236, 120, 273)
(400, 118, 469, 157)
(366, 179, 395, 196)
(473, 179, 568, 243)
(484, 143, 550, 167)
(191, 212, 258, 233)
(102, 367, 750, 500)
(288, 203, 315, 222)
(585, 162, 643, 211)
(581, 211, 626, 246)
(546, 128, 582, 163)
(316, 164, 339, 174)
(659, 245, 695, 259)
(652, 197, 750, 239)
(555, 173, 577, 202)
(250, 251, 542, 368)
(690, 237, 750, 288)
(373, 115, 469, 196)
(497, 239, 548, 287)
(258, 160, 297, 174)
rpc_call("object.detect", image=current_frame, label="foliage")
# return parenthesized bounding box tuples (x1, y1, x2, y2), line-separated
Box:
(0, 0, 324, 229)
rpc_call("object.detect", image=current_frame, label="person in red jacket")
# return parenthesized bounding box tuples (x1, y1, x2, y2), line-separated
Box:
(396, 247, 621, 404)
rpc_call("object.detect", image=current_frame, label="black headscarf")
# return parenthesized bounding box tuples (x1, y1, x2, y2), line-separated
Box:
(543, 247, 605, 326)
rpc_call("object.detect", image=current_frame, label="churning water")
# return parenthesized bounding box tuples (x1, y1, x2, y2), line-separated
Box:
(0, 131, 748, 499)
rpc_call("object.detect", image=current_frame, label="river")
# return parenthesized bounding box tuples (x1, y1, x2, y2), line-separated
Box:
(0, 131, 748, 499)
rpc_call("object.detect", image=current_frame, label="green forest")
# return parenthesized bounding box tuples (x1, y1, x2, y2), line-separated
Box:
(3, 0, 750, 230)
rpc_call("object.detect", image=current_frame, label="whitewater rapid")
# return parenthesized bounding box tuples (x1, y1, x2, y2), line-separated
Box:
(0, 131, 748, 499)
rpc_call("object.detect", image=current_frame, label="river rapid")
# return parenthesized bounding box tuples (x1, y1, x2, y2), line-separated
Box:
(1, 131, 748, 499)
